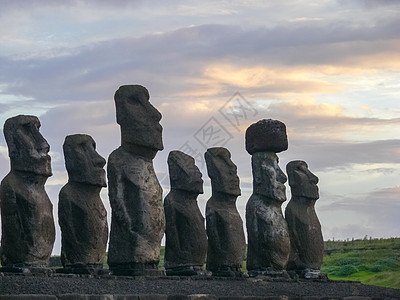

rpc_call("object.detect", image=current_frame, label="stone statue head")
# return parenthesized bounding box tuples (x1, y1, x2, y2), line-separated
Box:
(205, 147, 241, 197)
(252, 151, 287, 202)
(286, 160, 319, 200)
(114, 85, 163, 158)
(3, 115, 52, 176)
(63, 134, 106, 187)
(168, 150, 203, 194)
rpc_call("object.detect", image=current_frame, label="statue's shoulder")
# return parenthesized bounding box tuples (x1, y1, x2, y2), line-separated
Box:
(58, 183, 79, 205)
(0, 172, 18, 194)
(108, 147, 146, 166)
(1, 172, 13, 186)
(108, 147, 125, 162)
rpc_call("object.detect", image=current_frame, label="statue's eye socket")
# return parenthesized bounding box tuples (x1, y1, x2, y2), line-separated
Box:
(127, 96, 145, 107)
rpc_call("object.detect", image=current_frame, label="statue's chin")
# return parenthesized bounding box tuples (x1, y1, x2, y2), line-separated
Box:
(13, 161, 52, 177)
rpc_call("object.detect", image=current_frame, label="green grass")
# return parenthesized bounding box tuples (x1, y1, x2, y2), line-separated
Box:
(328, 271, 400, 289)
(321, 237, 400, 289)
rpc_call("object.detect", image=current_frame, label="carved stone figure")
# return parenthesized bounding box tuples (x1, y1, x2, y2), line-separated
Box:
(285, 160, 324, 278)
(204, 147, 246, 277)
(0, 115, 55, 272)
(107, 85, 165, 276)
(164, 151, 207, 276)
(58, 134, 108, 274)
(245, 119, 290, 277)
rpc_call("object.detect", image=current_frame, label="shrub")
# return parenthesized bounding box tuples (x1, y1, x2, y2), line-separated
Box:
(337, 265, 358, 277)
(371, 257, 400, 272)
(336, 257, 361, 266)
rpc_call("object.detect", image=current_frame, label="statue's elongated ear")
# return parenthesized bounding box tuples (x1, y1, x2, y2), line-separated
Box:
(170, 171, 180, 181)
(3, 121, 13, 158)
(254, 171, 262, 184)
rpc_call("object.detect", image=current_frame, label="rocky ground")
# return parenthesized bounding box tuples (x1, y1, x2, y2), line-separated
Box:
(1, 273, 400, 298)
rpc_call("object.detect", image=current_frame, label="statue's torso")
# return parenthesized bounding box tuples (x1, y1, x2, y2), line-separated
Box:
(246, 194, 290, 271)
(0, 172, 55, 267)
(107, 147, 165, 265)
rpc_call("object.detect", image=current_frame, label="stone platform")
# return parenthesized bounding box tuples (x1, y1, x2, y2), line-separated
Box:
(1, 273, 400, 299)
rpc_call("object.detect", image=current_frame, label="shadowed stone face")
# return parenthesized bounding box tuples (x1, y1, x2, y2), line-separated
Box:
(3, 115, 52, 176)
(115, 85, 163, 159)
(252, 151, 287, 202)
(63, 134, 106, 187)
(168, 150, 203, 194)
(0, 115, 55, 269)
(285, 160, 324, 276)
(287, 160, 319, 200)
(204, 147, 246, 277)
(205, 147, 241, 197)
(59, 134, 108, 274)
(164, 151, 207, 275)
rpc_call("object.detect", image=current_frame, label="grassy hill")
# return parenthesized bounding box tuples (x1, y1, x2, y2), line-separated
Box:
(321, 237, 400, 289)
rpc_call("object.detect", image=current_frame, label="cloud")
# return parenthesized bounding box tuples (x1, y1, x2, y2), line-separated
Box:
(361, 167, 397, 175)
(0, 0, 145, 12)
(262, 98, 400, 142)
(0, 144, 8, 157)
(0, 145, 9, 180)
(1, 17, 400, 108)
(202, 64, 341, 96)
(285, 139, 400, 171)
(338, 0, 400, 9)
(363, 0, 400, 7)
(319, 186, 400, 239)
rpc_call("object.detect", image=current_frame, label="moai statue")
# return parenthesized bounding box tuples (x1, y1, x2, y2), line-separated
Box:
(107, 85, 165, 276)
(204, 147, 246, 277)
(245, 119, 290, 277)
(164, 151, 207, 276)
(285, 160, 324, 279)
(58, 134, 108, 274)
(0, 115, 55, 272)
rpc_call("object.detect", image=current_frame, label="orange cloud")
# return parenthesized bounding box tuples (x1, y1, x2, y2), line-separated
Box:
(202, 63, 343, 97)
(288, 97, 344, 117)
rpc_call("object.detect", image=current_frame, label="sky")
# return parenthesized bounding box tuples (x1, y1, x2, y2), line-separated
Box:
(0, 0, 399, 255)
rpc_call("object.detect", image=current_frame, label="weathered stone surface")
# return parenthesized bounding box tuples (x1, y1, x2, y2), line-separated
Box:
(205, 148, 241, 196)
(204, 147, 246, 277)
(0, 115, 55, 269)
(58, 295, 114, 300)
(246, 151, 290, 276)
(164, 151, 207, 275)
(115, 84, 163, 159)
(108, 85, 165, 276)
(245, 119, 288, 155)
(0, 296, 57, 300)
(58, 134, 108, 274)
(285, 160, 324, 277)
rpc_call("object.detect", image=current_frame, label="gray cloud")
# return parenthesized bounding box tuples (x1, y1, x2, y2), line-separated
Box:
(1, 17, 399, 109)
(285, 139, 400, 171)
(361, 167, 397, 175)
(0, 0, 146, 12)
(362, 0, 400, 7)
(319, 186, 400, 239)
(338, 0, 400, 9)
